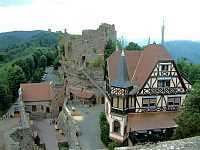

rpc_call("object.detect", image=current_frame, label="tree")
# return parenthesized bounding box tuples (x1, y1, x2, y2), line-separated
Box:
(99, 112, 111, 146)
(14, 59, 31, 81)
(32, 68, 44, 83)
(174, 82, 200, 139)
(53, 56, 61, 70)
(176, 58, 200, 84)
(125, 42, 142, 51)
(104, 40, 116, 60)
(46, 51, 56, 66)
(39, 55, 47, 69)
(25, 56, 35, 77)
(7, 65, 26, 99)
(32, 50, 42, 68)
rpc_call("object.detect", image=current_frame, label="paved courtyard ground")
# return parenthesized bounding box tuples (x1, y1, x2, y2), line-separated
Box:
(0, 118, 19, 150)
(71, 103, 105, 150)
(33, 119, 59, 150)
(45, 67, 61, 84)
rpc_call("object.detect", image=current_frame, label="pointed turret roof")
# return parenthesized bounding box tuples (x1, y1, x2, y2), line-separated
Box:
(111, 49, 132, 88)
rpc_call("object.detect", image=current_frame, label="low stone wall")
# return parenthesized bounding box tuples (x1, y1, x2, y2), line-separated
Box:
(115, 136, 200, 150)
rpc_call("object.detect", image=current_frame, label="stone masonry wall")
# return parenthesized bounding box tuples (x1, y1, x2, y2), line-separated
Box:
(64, 23, 117, 65)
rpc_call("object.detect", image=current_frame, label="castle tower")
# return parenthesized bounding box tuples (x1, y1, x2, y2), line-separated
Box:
(161, 18, 165, 45)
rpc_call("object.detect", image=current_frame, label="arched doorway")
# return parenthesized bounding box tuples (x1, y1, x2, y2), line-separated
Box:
(113, 120, 121, 133)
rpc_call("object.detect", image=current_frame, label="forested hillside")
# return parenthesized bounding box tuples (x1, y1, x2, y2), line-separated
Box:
(165, 40, 200, 64)
(0, 30, 61, 115)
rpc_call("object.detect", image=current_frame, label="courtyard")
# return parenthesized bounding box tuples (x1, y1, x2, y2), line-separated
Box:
(67, 102, 105, 150)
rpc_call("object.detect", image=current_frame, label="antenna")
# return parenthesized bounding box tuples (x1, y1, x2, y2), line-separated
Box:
(161, 17, 165, 45)
(148, 36, 151, 45)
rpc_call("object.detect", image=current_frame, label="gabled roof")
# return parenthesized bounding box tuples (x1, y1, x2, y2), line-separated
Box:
(20, 82, 54, 102)
(111, 50, 132, 88)
(69, 87, 95, 99)
(107, 44, 171, 90)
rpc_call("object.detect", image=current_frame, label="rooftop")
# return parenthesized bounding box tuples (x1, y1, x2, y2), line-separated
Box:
(20, 82, 54, 102)
(128, 111, 177, 132)
(108, 44, 171, 90)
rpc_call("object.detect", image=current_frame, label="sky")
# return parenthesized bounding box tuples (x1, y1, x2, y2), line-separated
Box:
(0, 0, 200, 42)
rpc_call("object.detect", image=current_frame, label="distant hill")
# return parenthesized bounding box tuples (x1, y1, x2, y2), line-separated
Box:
(0, 30, 61, 68)
(0, 30, 44, 50)
(165, 40, 200, 64)
(0, 30, 60, 50)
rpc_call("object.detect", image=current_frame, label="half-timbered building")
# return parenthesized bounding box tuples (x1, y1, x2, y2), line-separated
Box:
(104, 43, 191, 144)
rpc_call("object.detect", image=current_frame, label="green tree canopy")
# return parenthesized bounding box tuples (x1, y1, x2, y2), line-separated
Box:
(177, 58, 200, 84)
(104, 40, 116, 60)
(125, 42, 142, 51)
(39, 55, 47, 69)
(174, 82, 200, 139)
(32, 68, 44, 83)
(7, 65, 26, 99)
(14, 59, 31, 81)
(32, 50, 42, 68)
(0, 82, 11, 112)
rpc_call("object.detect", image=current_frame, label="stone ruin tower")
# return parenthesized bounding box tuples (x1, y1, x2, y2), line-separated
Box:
(63, 23, 117, 67)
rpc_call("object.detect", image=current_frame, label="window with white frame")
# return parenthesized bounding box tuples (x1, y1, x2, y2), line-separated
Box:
(142, 97, 157, 108)
(167, 97, 181, 106)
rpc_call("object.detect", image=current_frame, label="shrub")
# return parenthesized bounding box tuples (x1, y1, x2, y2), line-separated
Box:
(108, 140, 120, 150)
(89, 56, 103, 69)
(99, 112, 111, 146)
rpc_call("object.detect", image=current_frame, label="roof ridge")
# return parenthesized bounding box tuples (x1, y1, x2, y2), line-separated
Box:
(131, 51, 143, 81)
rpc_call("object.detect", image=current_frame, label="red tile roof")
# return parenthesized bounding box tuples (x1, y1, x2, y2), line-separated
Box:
(69, 87, 95, 99)
(107, 44, 171, 89)
(20, 83, 54, 102)
(128, 112, 177, 131)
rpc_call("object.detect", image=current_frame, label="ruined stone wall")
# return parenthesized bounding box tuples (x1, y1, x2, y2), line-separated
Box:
(64, 23, 117, 65)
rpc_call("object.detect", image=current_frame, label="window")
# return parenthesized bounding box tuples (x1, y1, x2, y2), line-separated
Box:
(112, 97, 124, 109)
(59, 106, 62, 112)
(41, 105, 44, 111)
(81, 56, 86, 65)
(168, 97, 181, 106)
(32, 105, 36, 112)
(113, 120, 120, 133)
(46, 107, 50, 113)
(158, 80, 170, 87)
(161, 65, 168, 71)
(142, 98, 157, 109)
(113, 97, 118, 108)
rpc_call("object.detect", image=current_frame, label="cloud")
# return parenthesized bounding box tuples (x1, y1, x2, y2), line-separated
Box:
(0, 0, 32, 6)
(0, 0, 200, 41)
